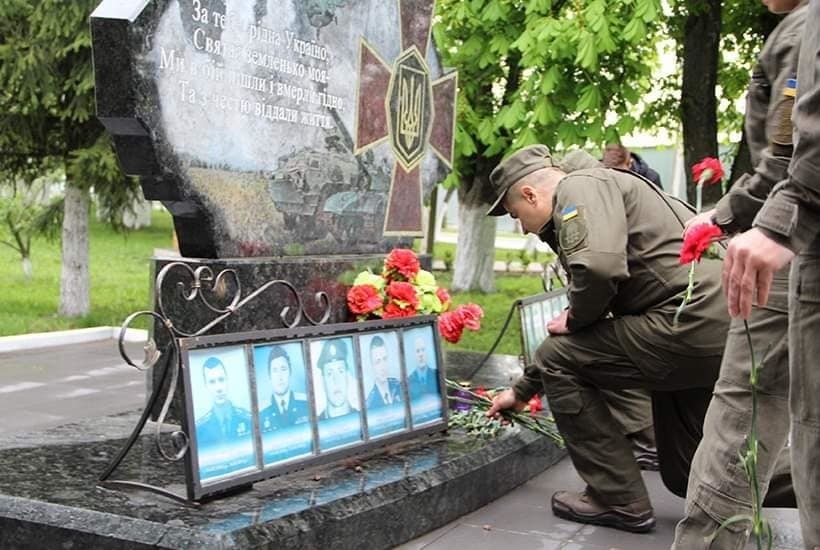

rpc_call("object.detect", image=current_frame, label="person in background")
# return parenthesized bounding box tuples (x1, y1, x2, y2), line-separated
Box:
(603, 143, 663, 188)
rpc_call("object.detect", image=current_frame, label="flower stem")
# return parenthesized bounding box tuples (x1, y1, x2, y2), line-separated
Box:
(696, 183, 703, 214)
(674, 262, 697, 325)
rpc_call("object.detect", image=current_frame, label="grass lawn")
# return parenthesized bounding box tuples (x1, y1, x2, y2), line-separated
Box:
(428, 240, 554, 267)
(1, 209, 547, 358)
(0, 209, 175, 336)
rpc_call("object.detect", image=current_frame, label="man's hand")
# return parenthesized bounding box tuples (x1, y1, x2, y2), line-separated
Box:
(548, 309, 571, 335)
(486, 388, 528, 418)
(723, 228, 795, 318)
(683, 208, 716, 237)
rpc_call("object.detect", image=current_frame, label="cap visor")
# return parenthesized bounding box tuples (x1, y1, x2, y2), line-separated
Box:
(486, 192, 508, 216)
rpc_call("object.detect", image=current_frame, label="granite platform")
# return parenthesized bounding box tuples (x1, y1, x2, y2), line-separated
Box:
(0, 350, 565, 549)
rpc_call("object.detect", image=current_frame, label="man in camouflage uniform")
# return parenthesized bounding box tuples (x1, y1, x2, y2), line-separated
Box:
(673, 1, 805, 547)
(485, 144, 731, 533)
(724, 0, 820, 545)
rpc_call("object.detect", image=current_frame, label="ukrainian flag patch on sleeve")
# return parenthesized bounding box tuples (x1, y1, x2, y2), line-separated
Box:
(784, 78, 797, 98)
(561, 206, 578, 221)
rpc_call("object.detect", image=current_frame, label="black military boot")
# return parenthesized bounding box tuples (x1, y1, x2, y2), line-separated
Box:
(551, 489, 656, 533)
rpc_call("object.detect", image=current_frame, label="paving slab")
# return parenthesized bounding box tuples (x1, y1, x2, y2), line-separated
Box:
(399, 457, 803, 550)
(0, 339, 146, 435)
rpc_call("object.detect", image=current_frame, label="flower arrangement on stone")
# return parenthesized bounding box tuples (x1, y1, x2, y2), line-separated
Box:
(445, 380, 563, 445)
(346, 248, 483, 344)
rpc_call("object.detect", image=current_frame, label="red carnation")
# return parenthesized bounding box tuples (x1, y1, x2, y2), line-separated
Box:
(438, 310, 465, 343)
(383, 301, 418, 318)
(680, 224, 723, 264)
(347, 285, 383, 315)
(457, 303, 484, 331)
(385, 281, 419, 308)
(474, 386, 491, 401)
(692, 157, 724, 186)
(384, 248, 421, 281)
(527, 395, 544, 416)
(436, 287, 452, 311)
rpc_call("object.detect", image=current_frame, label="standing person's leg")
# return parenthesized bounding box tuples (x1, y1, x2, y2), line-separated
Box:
(673, 274, 792, 550)
(604, 389, 658, 470)
(789, 255, 820, 548)
(605, 389, 654, 435)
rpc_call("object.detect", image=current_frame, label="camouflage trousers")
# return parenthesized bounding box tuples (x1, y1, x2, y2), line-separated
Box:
(672, 271, 795, 550)
(789, 255, 820, 549)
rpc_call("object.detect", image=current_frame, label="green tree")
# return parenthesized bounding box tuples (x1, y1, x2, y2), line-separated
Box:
(643, 1, 778, 201)
(0, 0, 139, 317)
(434, 0, 663, 291)
(0, 178, 61, 280)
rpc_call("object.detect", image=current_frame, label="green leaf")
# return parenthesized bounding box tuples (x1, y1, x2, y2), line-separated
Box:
(540, 66, 561, 95)
(622, 18, 646, 43)
(575, 85, 602, 113)
(574, 31, 598, 70)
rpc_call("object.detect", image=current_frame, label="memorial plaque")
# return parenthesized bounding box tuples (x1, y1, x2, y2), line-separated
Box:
(91, 0, 456, 258)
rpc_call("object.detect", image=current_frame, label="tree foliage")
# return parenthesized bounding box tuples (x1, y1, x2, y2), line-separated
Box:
(434, 0, 664, 193)
(0, 0, 141, 315)
(0, 0, 139, 220)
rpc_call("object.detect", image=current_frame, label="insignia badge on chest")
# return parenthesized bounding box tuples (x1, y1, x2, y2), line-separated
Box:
(558, 205, 587, 252)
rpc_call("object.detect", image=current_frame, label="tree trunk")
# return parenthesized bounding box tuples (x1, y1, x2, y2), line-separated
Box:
(452, 202, 496, 292)
(452, 157, 499, 292)
(681, 0, 721, 206)
(59, 184, 90, 317)
(22, 256, 32, 281)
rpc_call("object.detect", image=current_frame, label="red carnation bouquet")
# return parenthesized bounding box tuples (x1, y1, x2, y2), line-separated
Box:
(346, 248, 483, 343)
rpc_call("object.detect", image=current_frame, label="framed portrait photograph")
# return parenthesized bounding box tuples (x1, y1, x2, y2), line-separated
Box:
(310, 336, 363, 451)
(531, 302, 545, 344)
(542, 299, 553, 325)
(187, 345, 258, 486)
(402, 325, 444, 426)
(253, 341, 313, 467)
(360, 331, 407, 438)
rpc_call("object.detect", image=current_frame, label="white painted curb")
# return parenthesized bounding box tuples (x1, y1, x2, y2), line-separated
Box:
(0, 327, 148, 354)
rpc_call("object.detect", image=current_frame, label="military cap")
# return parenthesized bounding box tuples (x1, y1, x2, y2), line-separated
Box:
(317, 339, 348, 370)
(487, 144, 553, 216)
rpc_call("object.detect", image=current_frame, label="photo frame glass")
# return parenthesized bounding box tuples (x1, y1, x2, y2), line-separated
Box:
(310, 336, 363, 451)
(402, 326, 443, 426)
(189, 345, 258, 485)
(253, 341, 313, 467)
(360, 331, 408, 438)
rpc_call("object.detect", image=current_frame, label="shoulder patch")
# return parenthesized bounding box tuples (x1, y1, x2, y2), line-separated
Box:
(561, 205, 578, 221)
(783, 78, 797, 98)
(771, 94, 795, 147)
(558, 215, 587, 252)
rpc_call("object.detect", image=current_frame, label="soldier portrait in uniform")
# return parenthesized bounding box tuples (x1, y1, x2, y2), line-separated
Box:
(188, 346, 257, 483)
(253, 341, 313, 465)
(361, 331, 407, 437)
(402, 326, 443, 426)
(310, 337, 362, 451)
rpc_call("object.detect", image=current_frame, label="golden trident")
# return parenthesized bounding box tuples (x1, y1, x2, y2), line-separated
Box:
(399, 71, 423, 151)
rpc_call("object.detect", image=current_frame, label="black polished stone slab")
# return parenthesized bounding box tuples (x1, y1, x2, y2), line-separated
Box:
(0, 410, 564, 549)
(90, 0, 451, 258)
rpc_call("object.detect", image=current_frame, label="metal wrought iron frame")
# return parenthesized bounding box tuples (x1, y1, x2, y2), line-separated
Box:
(97, 261, 447, 503)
